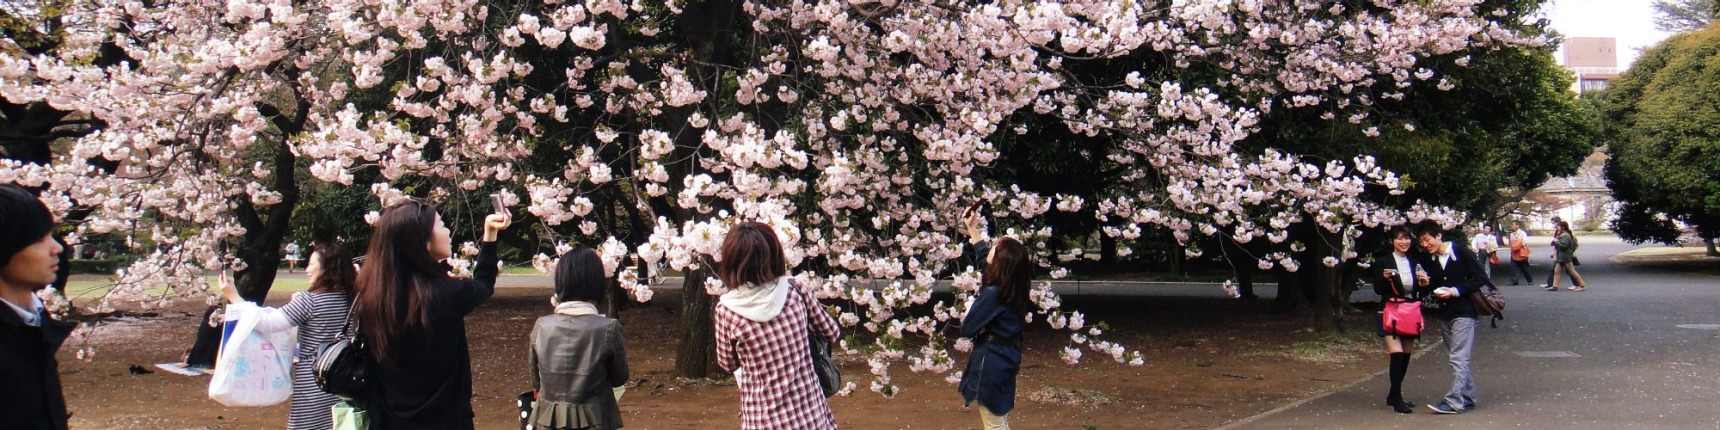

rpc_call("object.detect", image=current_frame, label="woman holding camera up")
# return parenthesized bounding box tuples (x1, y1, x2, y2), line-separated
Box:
(956, 206, 1033, 430)
(354, 200, 509, 429)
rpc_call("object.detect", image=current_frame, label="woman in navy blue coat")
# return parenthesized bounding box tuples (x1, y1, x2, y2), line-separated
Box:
(956, 207, 1033, 429)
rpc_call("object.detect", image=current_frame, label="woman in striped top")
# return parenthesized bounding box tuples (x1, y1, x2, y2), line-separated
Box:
(220, 243, 357, 430)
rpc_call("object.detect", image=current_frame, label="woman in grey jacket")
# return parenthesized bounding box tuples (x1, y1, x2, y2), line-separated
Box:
(528, 248, 629, 430)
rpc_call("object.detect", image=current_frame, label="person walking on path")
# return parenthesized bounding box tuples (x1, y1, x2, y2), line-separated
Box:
(1544, 220, 1588, 292)
(1414, 221, 1489, 415)
(285, 242, 302, 273)
(713, 222, 840, 430)
(526, 248, 630, 430)
(1507, 222, 1534, 286)
(956, 207, 1031, 429)
(356, 201, 510, 429)
(1469, 225, 1498, 280)
(217, 243, 357, 430)
(1372, 226, 1428, 414)
(0, 184, 72, 430)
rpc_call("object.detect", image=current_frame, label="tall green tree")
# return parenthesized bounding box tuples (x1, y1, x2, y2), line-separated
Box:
(1653, 0, 1717, 33)
(1599, 26, 1720, 255)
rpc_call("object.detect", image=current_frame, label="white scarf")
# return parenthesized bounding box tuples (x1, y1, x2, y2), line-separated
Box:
(553, 300, 600, 317)
(718, 276, 792, 323)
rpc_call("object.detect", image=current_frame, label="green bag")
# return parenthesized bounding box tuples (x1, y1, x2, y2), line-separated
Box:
(332, 401, 369, 430)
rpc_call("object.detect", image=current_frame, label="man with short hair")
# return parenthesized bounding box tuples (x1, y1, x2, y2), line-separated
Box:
(1469, 225, 1498, 280)
(0, 184, 72, 430)
(1414, 220, 1487, 415)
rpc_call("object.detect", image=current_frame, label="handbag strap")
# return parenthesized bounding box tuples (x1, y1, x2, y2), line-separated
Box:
(337, 292, 359, 340)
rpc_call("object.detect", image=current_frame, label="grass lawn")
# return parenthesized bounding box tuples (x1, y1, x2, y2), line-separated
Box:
(57, 277, 312, 303)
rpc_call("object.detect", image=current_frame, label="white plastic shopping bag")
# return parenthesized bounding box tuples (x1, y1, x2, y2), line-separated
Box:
(208, 302, 297, 406)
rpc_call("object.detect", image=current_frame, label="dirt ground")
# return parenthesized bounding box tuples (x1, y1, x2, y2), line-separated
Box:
(59, 286, 1385, 430)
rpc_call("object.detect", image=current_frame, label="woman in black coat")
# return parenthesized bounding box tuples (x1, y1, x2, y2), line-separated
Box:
(353, 201, 510, 429)
(1371, 226, 1428, 414)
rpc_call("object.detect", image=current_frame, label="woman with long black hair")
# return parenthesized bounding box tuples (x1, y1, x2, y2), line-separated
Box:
(354, 201, 509, 429)
(957, 208, 1032, 430)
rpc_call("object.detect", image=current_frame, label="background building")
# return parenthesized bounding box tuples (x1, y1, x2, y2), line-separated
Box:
(1563, 37, 1620, 94)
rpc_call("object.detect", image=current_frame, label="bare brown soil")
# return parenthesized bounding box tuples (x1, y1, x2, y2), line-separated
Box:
(59, 286, 1383, 429)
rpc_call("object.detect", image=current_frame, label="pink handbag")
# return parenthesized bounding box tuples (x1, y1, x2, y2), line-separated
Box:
(1382, 298, 1423, 337)
(1380, 271, 1423, 336)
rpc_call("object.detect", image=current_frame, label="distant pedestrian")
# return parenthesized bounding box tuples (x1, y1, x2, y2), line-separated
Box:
(526, 248, 630, 430)
(285, 242, 302, 273)
(713, 222, 839, 430)
(957, 207, 1031, 429)
(1371, 226, 1427, 414)
(1541, 216, 1563, 288)
(0, 184, 72, 430)
(1414, 221, 1488, 415)
(1507, 222, 1534, 286)
(217, 243, 357, 430)
(1544, 220, 1588, 292)
(1469, 225, 1498, 280)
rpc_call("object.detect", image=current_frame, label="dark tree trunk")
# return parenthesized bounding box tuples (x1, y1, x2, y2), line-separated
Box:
(664, 0, 741, 378)
(1235, 263, 1257, 300)
(1707, 237, 1718, 257)
(1099, 233, 1117, 263)
(675, 267, 719, 378)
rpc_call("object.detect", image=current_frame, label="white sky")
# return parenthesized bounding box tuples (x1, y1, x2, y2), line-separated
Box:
(1542, 0, 1676, 67)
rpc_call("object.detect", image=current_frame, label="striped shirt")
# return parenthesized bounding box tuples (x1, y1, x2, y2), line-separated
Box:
(262, 291, 351, 430)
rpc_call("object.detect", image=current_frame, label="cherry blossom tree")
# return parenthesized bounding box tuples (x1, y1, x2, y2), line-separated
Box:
(3, 0, 1537, 395)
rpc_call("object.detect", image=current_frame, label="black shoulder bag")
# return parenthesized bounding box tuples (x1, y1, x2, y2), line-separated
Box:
(798, 281, 841, 397)
(313, 300, 370, 400)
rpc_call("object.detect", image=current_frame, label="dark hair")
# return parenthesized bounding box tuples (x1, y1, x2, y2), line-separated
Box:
(1385, 226, 1413, 242)
(717, 222, 786, 289)
(0, 184, 55, 267)
(1556, 220, 1573, 234)
(982, 237, 1033, 314)
(554, 248, 607, 303)
(354, 201, 447, 363)
(1413, 220, 1444, 239)
(308, 242, 357, 295)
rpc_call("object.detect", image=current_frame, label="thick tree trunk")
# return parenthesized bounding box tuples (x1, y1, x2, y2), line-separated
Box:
(1099, 232, 1117, 263)
(675, 267, 719, 378)
(1235, 265, 1257, 300)
(1707, 237, 1718, 257)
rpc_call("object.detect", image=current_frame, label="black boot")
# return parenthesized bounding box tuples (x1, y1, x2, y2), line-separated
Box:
(1386, 353, 1414, 414)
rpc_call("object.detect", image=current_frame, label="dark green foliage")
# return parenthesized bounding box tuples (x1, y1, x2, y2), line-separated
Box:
(1599, 27, 1720, 245)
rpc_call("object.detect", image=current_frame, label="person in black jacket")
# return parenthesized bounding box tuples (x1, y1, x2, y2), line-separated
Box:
(1413, 221, 1489, 415)
(354, 200, 510, 429)
(1371, 226, 1427, 414)
(0, 184, 72, 430)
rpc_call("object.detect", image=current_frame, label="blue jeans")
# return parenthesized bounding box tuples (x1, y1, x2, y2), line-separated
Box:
(1438, 316, 1478, 409)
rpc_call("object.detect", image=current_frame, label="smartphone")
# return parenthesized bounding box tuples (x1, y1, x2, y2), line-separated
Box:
(490, 193, 508, 216)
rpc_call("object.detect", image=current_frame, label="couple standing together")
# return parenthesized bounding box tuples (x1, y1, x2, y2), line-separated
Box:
(1372, 221, 1487, 415)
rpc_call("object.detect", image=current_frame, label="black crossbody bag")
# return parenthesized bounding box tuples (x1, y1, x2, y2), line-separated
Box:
(313, 302, 370, 400)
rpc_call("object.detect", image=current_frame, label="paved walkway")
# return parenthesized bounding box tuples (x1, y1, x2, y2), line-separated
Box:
(1223, 236, 1720, 429)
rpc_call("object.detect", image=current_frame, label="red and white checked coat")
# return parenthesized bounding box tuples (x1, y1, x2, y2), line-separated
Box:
(715, 279, 841, 430)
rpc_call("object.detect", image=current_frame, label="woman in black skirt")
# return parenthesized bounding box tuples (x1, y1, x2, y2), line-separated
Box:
(1372, 226, 1429, 414)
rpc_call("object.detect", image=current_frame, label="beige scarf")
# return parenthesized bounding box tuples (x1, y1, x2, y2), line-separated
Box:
(552, 300, 600, 316)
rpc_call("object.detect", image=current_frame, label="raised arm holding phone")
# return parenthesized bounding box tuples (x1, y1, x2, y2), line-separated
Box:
(353, 199, 509, 430)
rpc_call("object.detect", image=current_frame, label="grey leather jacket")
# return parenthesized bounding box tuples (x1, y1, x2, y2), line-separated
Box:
(529, 314, 628, 430)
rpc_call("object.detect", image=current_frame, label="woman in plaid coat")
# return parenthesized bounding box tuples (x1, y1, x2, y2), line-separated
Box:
(714, 222, 841, 430)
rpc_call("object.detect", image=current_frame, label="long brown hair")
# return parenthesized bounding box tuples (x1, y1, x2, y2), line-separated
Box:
(353, 201, 447, 363)
(982, 237, 1033, 313)
(717, 222, 786, 289)
(308, 242, 357, 295)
